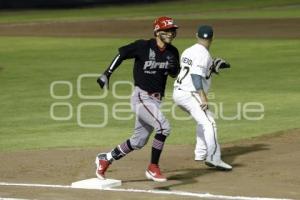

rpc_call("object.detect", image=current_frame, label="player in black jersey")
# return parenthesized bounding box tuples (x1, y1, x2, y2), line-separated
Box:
(95, 16, 180, 182)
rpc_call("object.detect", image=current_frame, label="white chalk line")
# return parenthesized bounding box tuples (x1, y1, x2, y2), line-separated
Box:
(0, 182, 293, 200)
(0, 198, 31, 200)
(0, 198, 33, 200)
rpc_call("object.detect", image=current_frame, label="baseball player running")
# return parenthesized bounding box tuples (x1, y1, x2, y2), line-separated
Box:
(95, 16, 180, 182)
(173, 25, 232, 170)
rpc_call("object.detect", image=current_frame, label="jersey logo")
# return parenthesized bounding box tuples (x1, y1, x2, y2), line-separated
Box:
(144, 48, 168, 74)
(149, 48, 156, 61)
(144, 61, 168, 71)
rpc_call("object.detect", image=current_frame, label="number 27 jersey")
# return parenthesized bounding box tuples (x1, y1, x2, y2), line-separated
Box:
(174, 43, 213, 94)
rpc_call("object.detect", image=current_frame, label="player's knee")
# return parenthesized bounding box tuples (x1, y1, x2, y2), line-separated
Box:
(156, 120, 171, 137)
(129, 138, 147, 150)
(132, 144, 144, 150)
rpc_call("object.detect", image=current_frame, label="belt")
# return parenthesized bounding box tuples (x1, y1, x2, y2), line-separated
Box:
(147, 92, 162, 100)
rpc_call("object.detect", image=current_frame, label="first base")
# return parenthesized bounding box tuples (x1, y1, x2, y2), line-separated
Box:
(71, 178, 121, 189)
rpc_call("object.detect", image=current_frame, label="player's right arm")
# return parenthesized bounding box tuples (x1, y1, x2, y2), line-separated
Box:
(191, 74, 208, 110)
(97, 40, 141, 89)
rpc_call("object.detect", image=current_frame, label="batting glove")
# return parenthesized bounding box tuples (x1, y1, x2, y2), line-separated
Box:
(97, 70, 111, 89)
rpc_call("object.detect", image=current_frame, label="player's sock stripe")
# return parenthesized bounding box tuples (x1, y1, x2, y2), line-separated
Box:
(117, 145, 126, 155)
(152, 138, 164, 150)
(138, 92, 164, 134)
(119, 142, 132, 154)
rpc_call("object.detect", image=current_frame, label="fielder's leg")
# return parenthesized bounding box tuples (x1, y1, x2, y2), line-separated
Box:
(195, 124, 207, 161)
(173, 89, 231, 170)
(193, 110, 232, 170)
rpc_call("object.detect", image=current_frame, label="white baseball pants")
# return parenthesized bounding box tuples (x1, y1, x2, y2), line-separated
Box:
(173, 88, 221, 162)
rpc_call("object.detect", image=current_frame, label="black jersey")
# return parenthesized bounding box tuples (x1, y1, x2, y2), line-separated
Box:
(118, 39, 180, 96)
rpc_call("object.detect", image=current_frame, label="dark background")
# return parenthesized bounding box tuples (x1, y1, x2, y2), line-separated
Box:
(0, 0, 166, 9)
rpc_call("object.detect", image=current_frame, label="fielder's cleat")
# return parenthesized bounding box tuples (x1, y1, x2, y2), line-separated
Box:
(95, 153, 111, 180)
(145, 164, 167, 182)
(205, 159, 232, 171)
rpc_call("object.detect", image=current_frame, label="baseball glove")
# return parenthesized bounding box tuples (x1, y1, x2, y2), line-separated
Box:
(212, 57, 230, 74)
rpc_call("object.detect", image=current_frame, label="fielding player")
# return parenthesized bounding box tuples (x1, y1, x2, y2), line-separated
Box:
(95, 16, 180, 182)
(173, 25, 232, 170)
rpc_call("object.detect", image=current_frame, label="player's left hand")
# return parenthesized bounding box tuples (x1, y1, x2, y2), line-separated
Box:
(212, 58, 230, 74)
(97, 71, 111, 89)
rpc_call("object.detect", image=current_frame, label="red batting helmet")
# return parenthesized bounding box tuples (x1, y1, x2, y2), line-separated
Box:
(153, 16, 178, 32)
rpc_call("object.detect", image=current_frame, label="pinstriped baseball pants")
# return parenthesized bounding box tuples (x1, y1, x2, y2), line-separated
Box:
(129, 87, 171, 150)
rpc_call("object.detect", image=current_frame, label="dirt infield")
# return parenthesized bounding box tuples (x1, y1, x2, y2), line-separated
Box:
(0, 129, 299, 200)
(0, 18, 299, 38)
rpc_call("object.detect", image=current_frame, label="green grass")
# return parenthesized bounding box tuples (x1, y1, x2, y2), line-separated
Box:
(0, 0, 299, 23)
(0, 36, 299, 151)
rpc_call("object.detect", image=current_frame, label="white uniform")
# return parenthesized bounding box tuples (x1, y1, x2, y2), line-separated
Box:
(173, 43, 221, 162)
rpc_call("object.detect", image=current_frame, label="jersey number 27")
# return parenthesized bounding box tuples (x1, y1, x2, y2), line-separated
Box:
(176, 66, 190, 84)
